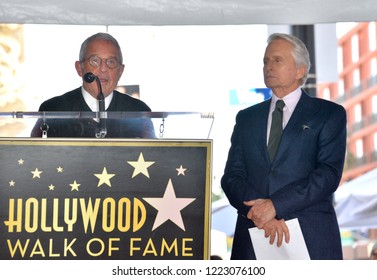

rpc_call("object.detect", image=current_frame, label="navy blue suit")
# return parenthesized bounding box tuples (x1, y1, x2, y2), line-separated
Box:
(221, 91, 347, 260)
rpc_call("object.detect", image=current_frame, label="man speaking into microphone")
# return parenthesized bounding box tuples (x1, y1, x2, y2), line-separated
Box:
(31, 32, 155, 138)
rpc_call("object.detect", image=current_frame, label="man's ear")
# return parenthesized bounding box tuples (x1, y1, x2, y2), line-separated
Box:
(296, 65, 306, 83)
(75, 61, 83, 77)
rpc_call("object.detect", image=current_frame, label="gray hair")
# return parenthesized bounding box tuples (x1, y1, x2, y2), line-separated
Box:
(267, 33, 311, 86)
(79, 32, 123, 64)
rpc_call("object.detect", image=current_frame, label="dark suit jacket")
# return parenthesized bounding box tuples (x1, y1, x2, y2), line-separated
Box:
(31, 87, 155, 138)
(221, 90, 347, 260)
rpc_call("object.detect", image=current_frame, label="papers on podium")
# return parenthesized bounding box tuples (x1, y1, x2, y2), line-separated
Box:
(248, 218, 310, 260)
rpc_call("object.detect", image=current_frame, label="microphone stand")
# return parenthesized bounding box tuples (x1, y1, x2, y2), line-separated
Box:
(94, 77, 107, 138)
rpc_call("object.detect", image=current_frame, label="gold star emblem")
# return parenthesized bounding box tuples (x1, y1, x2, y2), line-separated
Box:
(94, 167, 115, 187)
(18, 159, 24, 165)
(31, 168, 42, 178)
(176, 165, 187, 176)
(69, 180, 80, 191)
(48, 184, 55, 190)
(127, 152, 155, 178)
(57, 166, 64, 173)
(9, 180, 15, 187)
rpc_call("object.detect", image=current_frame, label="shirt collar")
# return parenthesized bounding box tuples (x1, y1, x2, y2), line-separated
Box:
(81, 87, 113, 111)
(271, 87, 302, 113)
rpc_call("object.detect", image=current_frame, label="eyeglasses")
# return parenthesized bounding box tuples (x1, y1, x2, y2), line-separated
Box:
(83, 55, 120, 69)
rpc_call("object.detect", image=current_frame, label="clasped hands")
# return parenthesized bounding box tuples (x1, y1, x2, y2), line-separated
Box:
(244, 199, 290, 247)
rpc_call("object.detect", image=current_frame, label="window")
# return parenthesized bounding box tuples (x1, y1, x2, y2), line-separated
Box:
(353, 68, 360, 87)
(352, 34, 359, 63)
(371, 58, 377, 77)
(354, 103, 362, 123)
(338, 80, 344, 96)
(372, 95, 377, 114)
(369, 22, 377, 51)
(356, 139, 363, 158)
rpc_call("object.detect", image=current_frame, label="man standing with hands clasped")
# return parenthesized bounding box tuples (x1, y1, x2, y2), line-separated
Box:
(221, 33, 347, 260)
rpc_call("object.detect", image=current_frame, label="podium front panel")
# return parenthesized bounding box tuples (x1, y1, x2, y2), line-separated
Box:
(0, 138, 212, 260)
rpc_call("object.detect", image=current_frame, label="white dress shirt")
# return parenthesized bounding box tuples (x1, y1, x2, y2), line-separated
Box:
(266, 87, 302, 144)
(81, 87, 113, 111)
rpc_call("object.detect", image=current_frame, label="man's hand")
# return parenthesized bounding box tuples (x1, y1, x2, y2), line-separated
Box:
(262, 218, 290, 247)
(244, 199, 276, 228)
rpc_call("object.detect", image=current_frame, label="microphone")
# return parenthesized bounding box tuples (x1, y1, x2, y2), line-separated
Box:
(83, 72, 96, 83)
(83, 72, 107, 138)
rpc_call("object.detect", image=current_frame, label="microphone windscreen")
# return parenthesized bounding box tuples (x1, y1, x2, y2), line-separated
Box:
(83, 72, 95, 83)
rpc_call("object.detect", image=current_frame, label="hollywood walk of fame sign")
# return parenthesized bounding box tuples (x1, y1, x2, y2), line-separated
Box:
(0, 138, 212, 260)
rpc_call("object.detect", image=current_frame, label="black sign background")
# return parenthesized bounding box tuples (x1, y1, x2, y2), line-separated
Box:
(0, 139, 211, 260)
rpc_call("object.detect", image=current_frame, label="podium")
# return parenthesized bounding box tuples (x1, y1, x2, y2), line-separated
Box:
(0, 112, 213, 260)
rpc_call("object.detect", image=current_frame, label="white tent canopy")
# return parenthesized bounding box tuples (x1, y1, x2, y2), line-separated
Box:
(335, 168, 377, 230)
(1, 0, 377, 26)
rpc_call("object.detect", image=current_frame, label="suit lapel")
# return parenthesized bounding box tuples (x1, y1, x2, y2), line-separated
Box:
(275, 92, 315, 160)
(254, 99, 271, 160)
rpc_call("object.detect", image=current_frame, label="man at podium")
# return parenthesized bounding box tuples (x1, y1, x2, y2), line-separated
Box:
(31, 32, 155, 138)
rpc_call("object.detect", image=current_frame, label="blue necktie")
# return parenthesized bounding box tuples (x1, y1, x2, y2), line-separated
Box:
(268, 100, 285, 161)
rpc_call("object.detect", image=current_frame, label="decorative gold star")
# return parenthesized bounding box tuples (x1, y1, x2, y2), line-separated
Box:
(69, 180, 80, 191)
(9, 180, 15, 187)
(48, 184, 55, 190)
(94, 167, 115, 187)
(31, 168, 42, 178)
(57, 166, 64, 173)
(143, 179, 196, 231)
(127, 152, 155, 178)
(176, 165, 187, 176)
(18, 159, 24, 165)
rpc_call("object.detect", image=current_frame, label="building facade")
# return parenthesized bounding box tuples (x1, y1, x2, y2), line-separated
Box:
(318, 22, 377, 184)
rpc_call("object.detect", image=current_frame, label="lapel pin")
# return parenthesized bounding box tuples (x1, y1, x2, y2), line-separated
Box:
(302, 125, 311, 130)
